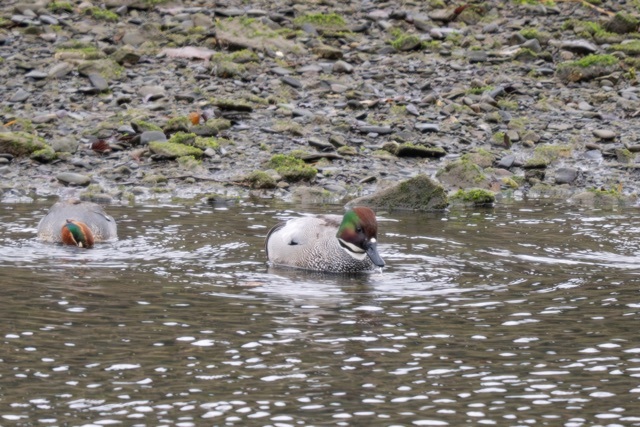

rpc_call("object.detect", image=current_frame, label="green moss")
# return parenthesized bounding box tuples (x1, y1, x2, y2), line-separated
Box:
(87, 7, 119, 22)
(391, 33, 422, 51)
(143, 174, 168, 184)
(211, 98, 253, 112)
(611, 40, 640, 55)
(56, 43, 103, 60)
(294, 13, 346, 29)
(267, 154, 317, 182)
(451, 188, 496, 206)
(272, 121, 305, 136)
(30, 146, 57, 163)
(467, 85, 494, 95)
(48, 1, 73, 12)
(177, 155, 201, 169)
(149, 141, 203, 159)
(228, 49, 260, 63)
(132, 120, 163, 132)
(525, 144, 572, 168)
(519, 28, 539, 39)
(168, 131, 196, 145)
(337, 146, 358, 156)
(245, 170, 277, 189)
(0, 131, 48, 156)
(511, 0, 556, 6)
(204, 118, 232, 133)
(498, 99, 519, 110)
(193, 137, 220, 151)
(572, 54, 618, 68)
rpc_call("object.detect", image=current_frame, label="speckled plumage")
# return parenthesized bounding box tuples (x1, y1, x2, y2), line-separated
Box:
(265, 207, 385, 273)
(37, 200, 118, 244)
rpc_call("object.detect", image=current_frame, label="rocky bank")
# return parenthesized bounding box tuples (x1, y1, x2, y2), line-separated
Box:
(1, 0, 640, 209)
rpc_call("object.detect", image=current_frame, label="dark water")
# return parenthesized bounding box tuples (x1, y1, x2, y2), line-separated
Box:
(1, 200, 639, 426)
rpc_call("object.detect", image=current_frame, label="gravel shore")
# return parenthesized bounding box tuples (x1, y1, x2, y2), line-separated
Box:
(2, 0, 640, 207)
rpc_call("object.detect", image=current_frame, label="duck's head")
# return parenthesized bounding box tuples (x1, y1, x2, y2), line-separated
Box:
(61, 219, 95, 248)
(336, 207, 385, 268)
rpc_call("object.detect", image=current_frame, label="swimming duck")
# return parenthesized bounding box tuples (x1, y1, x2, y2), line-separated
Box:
(265, 206, 385, 273)
(37, 200, 118, 247)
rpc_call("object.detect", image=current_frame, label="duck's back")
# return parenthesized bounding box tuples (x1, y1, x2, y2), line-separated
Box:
(37, 201, 118, 243)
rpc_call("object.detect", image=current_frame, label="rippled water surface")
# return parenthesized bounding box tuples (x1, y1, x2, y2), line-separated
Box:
(1, 200, 640, 426)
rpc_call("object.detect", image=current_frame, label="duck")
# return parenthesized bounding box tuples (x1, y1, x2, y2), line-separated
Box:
(37, 200, 118, 248)
(265, 206, 385, 273)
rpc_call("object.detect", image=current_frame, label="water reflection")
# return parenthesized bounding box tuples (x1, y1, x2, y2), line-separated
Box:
(1, 200, 640, 425)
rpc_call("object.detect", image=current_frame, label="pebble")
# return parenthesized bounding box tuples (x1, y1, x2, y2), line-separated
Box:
(555, 168, 578, 184)
(592, 129, 616, 141)
(56, 172, 92, 187)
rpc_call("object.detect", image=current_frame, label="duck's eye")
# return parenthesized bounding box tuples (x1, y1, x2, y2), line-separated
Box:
(356, 227, 362, 233)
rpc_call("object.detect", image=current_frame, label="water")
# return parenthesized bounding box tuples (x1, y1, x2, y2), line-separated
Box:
(1, 200, 639, 426)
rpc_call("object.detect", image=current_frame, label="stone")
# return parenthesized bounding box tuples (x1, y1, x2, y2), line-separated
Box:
(593, 129, 616, 141)
(346, 174, 448, 211)
(555, 167, 578, 184)
(88, 74, 109, 92)
(140, 131, 167, 145)
(56, 172, 92, 187)
(50, 137, 79, 153)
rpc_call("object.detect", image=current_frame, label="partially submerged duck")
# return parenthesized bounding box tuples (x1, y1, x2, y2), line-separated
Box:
(37, 200, 118, 248)
(265, 207, 385, 273)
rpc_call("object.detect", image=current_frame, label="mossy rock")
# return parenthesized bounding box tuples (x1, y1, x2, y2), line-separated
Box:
(396, 143, 447, 158)
(610, 40, 640, 56)
(391, 34, 422, 51)
(192, 136, 220, 151)
(132, 120, 163, 132)
(76, 59, 125, 79)
(605, 11, 639, 35)
(570, 189, 637, 207)
(168, 131, 196, 145)
(164, 116, 191, 134)
(436, 158, 491, 190)
(212, 98, 253, 112)
(0, 131, 48, 156)
(450, 188, 496, 207)
(346, 174, 448, 212)
(524, 144, 572, 168)
(149, 141, 203, 159)
(462, 150, 494, 168)
(556, 54, 620, 83)
(30, 146, 57, 163)
(245, 170, 277, 189)
(267, 154, 317, 182)
(294, 13, 348, 33)
(204, 118, 232, 133)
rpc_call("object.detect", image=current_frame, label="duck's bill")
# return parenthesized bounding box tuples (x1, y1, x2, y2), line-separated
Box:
(366, 242, 385, 267)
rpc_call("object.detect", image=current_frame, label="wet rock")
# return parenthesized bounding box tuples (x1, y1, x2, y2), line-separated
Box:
(346, 174, 448, 211)
(56, 172, 92, 187)
(555, 167, 578, 184)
